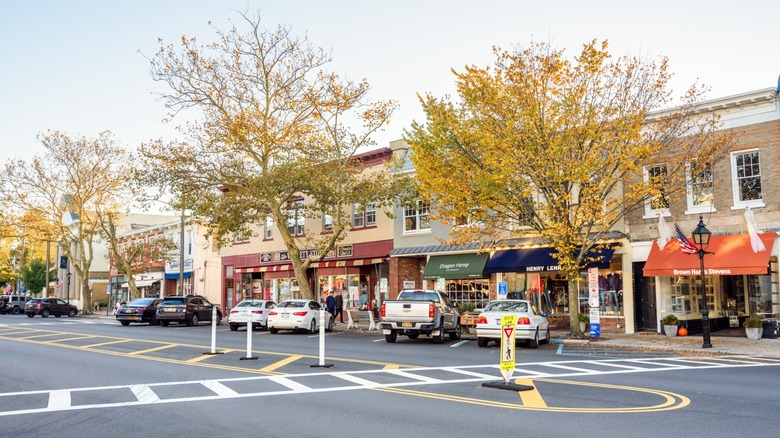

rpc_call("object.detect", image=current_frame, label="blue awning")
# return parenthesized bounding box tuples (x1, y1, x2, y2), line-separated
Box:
(165, 272, 192, 280)
(484, 246, 616, 274)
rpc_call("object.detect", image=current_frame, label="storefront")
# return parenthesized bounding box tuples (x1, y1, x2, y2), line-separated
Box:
(422, 253, 490, 308)
(643, 232, 778, 333)
(484, 245, 623, 326)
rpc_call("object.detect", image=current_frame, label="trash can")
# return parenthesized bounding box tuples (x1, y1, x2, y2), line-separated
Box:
(761, 319, 779, 339)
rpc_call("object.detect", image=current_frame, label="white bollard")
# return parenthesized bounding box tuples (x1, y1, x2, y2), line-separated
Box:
(241, 308, 257, 360)
(310, 307, 332, 368)
(202, 306, 223, 356)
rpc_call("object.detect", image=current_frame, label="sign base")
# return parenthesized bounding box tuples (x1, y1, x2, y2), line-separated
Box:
(482, 381, 535, 392)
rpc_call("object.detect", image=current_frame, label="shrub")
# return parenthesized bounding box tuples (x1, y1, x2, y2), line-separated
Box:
(744, 317, 763, 328)
(578, 313, 589, 324)
(661, 314, 679, 326)
(458, 304, 476, 314)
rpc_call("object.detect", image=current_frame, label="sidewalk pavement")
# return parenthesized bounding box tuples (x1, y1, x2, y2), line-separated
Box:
(83, 312, 779, 358)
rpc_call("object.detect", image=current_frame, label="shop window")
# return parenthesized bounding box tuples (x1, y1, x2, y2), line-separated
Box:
(403, 200, 430, 234)
(686, 159, 714, 213)
(731, 149, 763, 208)
(643, 163, 670, 218)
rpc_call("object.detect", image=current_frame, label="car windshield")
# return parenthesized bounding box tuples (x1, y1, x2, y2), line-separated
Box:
(130, 299, 154, 306)
(397, 291, 440, 302)
(160, 298, 187, 305)
(237, 301, 264, 307)
(484, 301, 528, 313)
(277, 301, 305, 308)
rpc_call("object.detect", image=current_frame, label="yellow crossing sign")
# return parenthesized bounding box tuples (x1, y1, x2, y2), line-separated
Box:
(499, 314, 516, 382)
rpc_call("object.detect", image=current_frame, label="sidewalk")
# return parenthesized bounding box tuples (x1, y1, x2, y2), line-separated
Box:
(83, 312, 779, 358)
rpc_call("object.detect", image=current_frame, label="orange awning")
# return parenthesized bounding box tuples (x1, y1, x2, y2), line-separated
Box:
(643, 233, 776, 277)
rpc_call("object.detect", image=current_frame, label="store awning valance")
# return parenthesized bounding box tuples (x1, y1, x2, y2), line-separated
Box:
(484, 246, 616, 274)
(120, 279, 160, 288)
(643, 233, 776, 277)
(164, 272, 192, 280)
(423, 253, 489, 280)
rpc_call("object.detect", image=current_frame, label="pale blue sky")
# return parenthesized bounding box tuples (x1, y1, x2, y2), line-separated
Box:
(2, 0, 779, 164)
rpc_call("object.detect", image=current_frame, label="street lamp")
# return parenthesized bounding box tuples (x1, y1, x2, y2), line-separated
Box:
(691, 216, 712, 348)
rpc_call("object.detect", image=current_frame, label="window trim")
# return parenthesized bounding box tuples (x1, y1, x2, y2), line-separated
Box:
(287, 199, 305, 237)
(351, 202, 377, 229)
(684, 159, 716, 215)
(403, 200, 431, 234)
(642, 163, 671, 219)
(730, 148, 765, 210)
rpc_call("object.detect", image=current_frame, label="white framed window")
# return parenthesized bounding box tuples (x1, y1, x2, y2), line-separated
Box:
(287, 199, 305, 236)
(403, 200, 430, 234)
(233, 224, 250, 243)
(352, 202, 376, 228)
(685, 159, 714, 214)
(731, 149, 764, 209)
(264, 216, 273, 240)
(323, 212, 333, 232)
(643, 163, 670, 218)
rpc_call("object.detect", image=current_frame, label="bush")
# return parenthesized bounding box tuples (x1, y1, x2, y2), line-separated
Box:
(661, 314, 679, 326)
(744, 317, 763, 328)
(578, 313, 589, 324)
(458, 304, 476, 314)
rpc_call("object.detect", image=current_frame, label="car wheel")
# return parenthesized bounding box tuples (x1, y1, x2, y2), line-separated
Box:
(477, 337, 488, 348)
(41, 309, 50, 318)
(27, 313, 34, 318)
(161, 321, 169, 327)
(541, 327, 551, 344)
(216, 313, 222, 326)
(121, 321, 131, 326)
(189, 314, 199, 327)
(449, 323, 462, 340)
(67, 309, 77, 318)
(432, 320, 444, 344)
(528, 329, 539, 349)
(269, 327, 279, 334)
(309, 319, 317, 334)
(326, 317, 334, 332)
(229, 323, 238, 331)
(12, 306, 20, 315)
(385, 330, 397, 343)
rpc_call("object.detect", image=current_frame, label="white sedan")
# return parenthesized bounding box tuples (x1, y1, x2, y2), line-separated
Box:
(475, 299, 550, 348)
(267, 299, 334, 334)
(228, 300, 276, 331)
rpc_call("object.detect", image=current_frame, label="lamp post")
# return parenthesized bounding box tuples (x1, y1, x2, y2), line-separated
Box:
(691, 216, 712, 348)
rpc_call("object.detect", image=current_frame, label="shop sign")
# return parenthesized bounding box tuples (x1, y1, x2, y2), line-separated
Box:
(525, 265, 562, 272)
(673, 268, 733, 276)
(588, 267, 600, 338)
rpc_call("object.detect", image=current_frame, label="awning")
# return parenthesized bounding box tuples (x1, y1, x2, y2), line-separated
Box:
(484, 246, 616, 274)
(120, 280, 160, 288)
(423, 253, 489, 280)
(164, 272, 193, 280)
(236, 258, 386, 273)
(643, 233, 776, 277)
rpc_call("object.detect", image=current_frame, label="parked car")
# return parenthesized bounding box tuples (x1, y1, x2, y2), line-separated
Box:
(24, 298, 78, 318)
(116, 298, 162, 326)
(228, 299, 275, 331)
(1, 295, 32, 315)
(156, 295, 222, 327)
(267, 299, 333, 334)
(475, 299, 550, 348)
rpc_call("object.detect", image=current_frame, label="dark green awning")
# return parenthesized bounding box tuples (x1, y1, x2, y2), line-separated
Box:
(423, 253, 489, 280)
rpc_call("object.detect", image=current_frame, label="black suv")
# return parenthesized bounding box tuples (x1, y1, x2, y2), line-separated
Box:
(156, 295, 222, 327)
(24, 298, 78, 318)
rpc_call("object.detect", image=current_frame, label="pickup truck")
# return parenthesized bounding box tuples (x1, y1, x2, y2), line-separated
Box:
(380, 289, 461, 343)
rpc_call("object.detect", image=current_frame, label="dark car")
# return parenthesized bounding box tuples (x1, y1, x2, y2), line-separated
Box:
(116, 298, 162, 326)
(156, 295, 222, 327)
(24, 298, 78, 318)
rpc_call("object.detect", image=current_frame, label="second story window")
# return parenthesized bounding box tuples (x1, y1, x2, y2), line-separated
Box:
(404, 200, 430, 233)
(323, 212, 333, 232)
(643, 163, 670, 217)
(264, 216, 273, 240)
(287, 199, 304, 237)
(233, 224, 250, 243)
(686, 159, 714, 213)
(731, 149, 763, 208)
(352, 203, 376, 228)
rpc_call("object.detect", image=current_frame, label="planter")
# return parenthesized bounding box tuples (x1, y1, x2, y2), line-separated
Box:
(745, 327, 763, 340)
(579, 322, 587, 333)
(663, 325, 678, 338)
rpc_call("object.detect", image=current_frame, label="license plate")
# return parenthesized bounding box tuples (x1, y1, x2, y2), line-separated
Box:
(282, 313, 289, 319)
(165, 307, 177, 312)
(402, 322, 412, 327)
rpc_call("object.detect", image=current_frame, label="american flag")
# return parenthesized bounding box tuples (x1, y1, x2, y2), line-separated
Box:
(674, 222, 699, 255)
(55, 277, 64, 290)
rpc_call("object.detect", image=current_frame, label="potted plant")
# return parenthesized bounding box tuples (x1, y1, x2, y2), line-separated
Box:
(661, 314, 679, 337)
(578, 313, 589, 333)
(744, 317, 763, 340)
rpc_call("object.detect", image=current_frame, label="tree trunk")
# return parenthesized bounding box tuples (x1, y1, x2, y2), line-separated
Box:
(81, 278, 93, 315)
(568, 278, 583, 336)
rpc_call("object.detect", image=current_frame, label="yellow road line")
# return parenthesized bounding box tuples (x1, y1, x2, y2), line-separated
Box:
(259, 354, 303, 373)
(185, 354, 224, 363)
(83, 339, 132, 348)
(128, 344, 177, 356)
(15, 333, 66, 340)
(383, 364, 401, 370)
(515, 378, 547, 408)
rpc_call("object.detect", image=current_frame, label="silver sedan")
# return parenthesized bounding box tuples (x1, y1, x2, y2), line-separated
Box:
(475, 299, 550, 348)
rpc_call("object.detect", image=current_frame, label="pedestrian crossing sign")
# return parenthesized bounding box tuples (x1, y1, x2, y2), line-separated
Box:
(500, 314, 516, 382)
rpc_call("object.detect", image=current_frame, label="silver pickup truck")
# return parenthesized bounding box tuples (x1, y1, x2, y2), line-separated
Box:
(380, 289, 461, 343)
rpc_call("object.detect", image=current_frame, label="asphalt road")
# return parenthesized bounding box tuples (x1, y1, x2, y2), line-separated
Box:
(1, 314, 779, 437)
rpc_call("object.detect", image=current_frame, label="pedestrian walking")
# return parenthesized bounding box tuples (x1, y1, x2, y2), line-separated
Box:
(334, 291, 344, 323)
(325, 291, 336, 317)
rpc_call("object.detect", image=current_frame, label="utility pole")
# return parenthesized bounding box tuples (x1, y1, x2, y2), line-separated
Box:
(179, 208, 185, 296)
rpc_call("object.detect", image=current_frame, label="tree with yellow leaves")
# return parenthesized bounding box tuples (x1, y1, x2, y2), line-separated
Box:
(406, 40, 733, 335)
(141, 11, 407, 301)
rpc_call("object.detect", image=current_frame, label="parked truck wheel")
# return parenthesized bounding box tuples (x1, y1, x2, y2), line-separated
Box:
(448, 323, 462, 340)
(385, 330, 397, 343)
(432, 320, 444, 344)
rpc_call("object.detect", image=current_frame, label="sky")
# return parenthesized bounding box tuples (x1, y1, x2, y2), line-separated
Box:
(1, 0, 779, 166)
